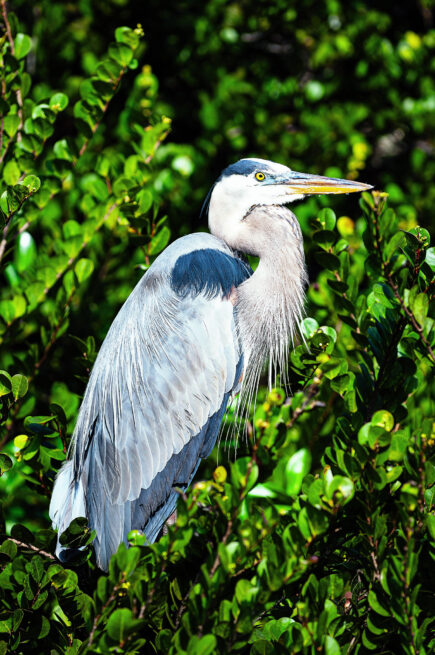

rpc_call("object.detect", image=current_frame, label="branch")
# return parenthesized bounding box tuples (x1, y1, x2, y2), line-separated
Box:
(208, 445, 258, 580)
(75, 72, 125, 164)
(286, 376, 323, 429)
(8, 537, 56, 560)
(0, 0, 24, 141)
(88, 574, 126, 646)
(30, 286, 76, 382)
(386, 272, 435, 365)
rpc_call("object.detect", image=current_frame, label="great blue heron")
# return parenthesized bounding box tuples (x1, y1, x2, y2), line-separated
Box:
(50, 158, 371, 570)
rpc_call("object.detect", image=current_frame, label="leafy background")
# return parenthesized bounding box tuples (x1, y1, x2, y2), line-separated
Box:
(0, 1, 434, 653)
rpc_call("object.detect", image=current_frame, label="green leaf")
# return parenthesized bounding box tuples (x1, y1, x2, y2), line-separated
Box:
(3, 160, 20, 185)
(385, 232, 405, 261)
(115, 26, 140, 49)
(81, 174, 108, 201)
(324, 635, 341, 655)
(108, 43, 133, 67)
(14, 33, 32, 59)
(317, 208, 336, 230)
(425, 247, 435, 271)
(0, 370, 12, 396)
(298, 506, 329, 540)
(28, 555, 44, 583)
(235, 579, 258, 605)
(285, 448, 311, 495)
(49, 93, 69, 112)
(74, 258, 94, 283)
(368, 589, 390, 617)
(324, 475, 354, 505)
(187, 634, 217, 655)
(315, 251, 340, 271)
(14, 231, 37, 273)
(3, 114, 20, 137)
(148, 226, 170, 255)
(137, 188, 153, 213)
(106, 608, 142, 643)
(0, 454, 13, 475)
(23, 175, 41, 193)
(11, 374, 28, 400)
(409, 226, 430, 247)
(301, 317, 319, 340)
(387, 432, 409, 461)
(411, 293, 429, 325)
(426, 514, 435, 540)
(14, 434, 28, 449)
(24, 415, 55, 435)
(0, 538, 17, 558)
(313, 229, 336, 250)
(371, 410, 394, 432)
(38, 615, 50, 638)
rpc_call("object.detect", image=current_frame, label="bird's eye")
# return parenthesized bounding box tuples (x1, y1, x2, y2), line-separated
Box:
(255, 172, 265, 181)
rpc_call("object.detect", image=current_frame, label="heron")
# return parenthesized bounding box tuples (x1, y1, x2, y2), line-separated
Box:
(49, 158, 371, 570)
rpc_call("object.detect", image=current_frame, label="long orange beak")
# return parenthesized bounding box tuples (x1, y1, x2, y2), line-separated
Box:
(284, 171, 373, 195)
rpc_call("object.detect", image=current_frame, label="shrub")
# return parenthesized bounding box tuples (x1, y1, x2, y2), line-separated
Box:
(0, 6, 434, 655)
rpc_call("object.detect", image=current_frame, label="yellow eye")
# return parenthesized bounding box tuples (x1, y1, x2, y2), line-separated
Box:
(255, 172, 265, 181)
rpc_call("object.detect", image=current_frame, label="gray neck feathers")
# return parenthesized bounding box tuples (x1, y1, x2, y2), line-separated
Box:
(235, 206, 307, 394)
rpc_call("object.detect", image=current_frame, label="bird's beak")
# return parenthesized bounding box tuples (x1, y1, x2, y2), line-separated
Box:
(285, 171, 373, 195)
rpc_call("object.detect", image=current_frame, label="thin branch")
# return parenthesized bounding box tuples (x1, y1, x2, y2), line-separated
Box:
(208, 445, 258, 580)
(88, 574, 125, 646)
(29, 287, 76, 383)
(386, 272, 435, 365)
(144, 130, 170, 165)
(286, 376, 323, 429)
(75, 72, 125, 164)
(0, 0, 23, 141)
(0, 1, 13, 51)
(8, 537, 56, 561)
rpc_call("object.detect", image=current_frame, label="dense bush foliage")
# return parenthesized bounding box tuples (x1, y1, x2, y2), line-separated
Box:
(0, 2, 434, 653)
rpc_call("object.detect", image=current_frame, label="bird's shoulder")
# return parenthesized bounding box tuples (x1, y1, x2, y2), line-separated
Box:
(144, 232, 253, 300)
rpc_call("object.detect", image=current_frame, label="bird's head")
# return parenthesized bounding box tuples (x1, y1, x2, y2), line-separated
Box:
(205, 158, 372, 255)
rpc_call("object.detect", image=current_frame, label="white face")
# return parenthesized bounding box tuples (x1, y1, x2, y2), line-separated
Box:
(211, 159, 304, 217)
(208, 159, 303, 246)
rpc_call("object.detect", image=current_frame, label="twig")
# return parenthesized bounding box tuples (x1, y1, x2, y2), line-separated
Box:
(208, 445, 258, 580)
(75, 73, 125, 164)
(0, 1, 13, 51)
(88, 574, 125, 646)
(386, 273, 435, 365)
(30, 287, 76, 382)
(287, 376, 323, 429)
(0, 0, 23, 141)
(8, 537, 56, 560)
(144, 130, 170, 165)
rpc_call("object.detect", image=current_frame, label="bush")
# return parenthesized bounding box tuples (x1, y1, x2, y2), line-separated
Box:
(0, 5, 434, 655)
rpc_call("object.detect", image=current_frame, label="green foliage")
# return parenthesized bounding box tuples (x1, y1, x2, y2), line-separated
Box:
(0, 3, 434, 654)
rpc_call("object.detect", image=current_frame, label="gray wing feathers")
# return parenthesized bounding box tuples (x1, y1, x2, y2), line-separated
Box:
(50, 249, 242, 570)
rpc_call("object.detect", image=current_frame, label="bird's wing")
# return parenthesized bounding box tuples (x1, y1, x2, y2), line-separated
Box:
(50, 236, 251, 569)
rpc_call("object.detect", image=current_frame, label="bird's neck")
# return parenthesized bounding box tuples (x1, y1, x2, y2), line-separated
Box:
(235, 206, 307, 390)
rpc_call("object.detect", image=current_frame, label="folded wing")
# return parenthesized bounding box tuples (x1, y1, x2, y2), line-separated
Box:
(50, 235, 251, 570)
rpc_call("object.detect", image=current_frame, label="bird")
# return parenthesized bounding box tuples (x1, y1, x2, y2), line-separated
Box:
(49, 157, 371, 570)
